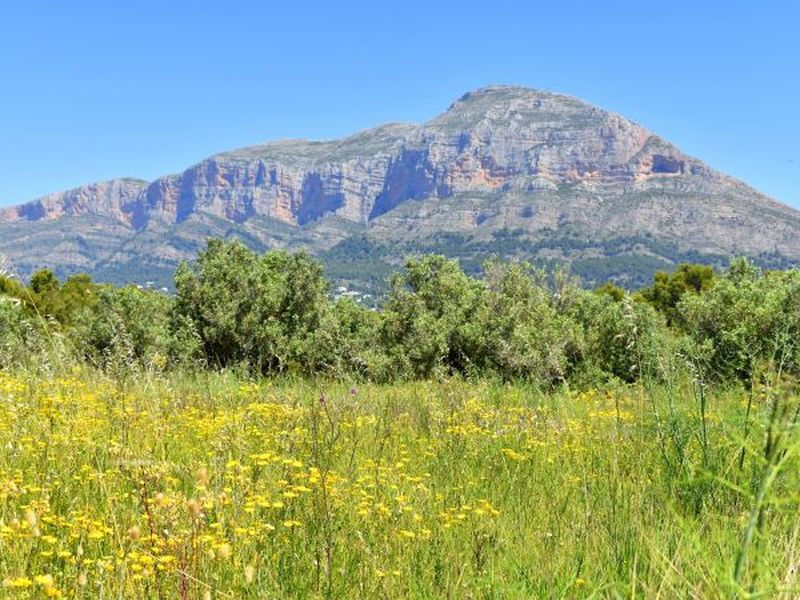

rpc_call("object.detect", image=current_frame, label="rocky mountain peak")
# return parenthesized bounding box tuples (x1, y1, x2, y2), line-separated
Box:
(1, 86, 799, 291)
(434, 85, 594, 126)
(0, 87, 687, 229)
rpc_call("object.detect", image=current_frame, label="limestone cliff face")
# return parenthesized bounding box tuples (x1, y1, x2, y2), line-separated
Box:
(130, 88, 707, 227)
(2, 86, 799, 287)
(2, 87, 712, 229)
(0, 178, 148, 225)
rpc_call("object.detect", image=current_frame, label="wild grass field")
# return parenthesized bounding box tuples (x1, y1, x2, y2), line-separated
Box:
(1, 370, 798, 598)
(3, 246, 800, 597)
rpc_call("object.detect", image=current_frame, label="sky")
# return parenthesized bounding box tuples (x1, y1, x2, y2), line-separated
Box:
(1, 0, 798, 208)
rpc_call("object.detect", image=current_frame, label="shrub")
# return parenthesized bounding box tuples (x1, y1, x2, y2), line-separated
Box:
(678, 259, 800, 381)
(571, 291, 667, 383)
(173, 239, 330, 374)
(479, 259, 581, 384)
(71, 285, 172, 370)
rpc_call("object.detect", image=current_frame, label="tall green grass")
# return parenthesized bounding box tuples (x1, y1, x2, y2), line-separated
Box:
(0, 368, 797, 598)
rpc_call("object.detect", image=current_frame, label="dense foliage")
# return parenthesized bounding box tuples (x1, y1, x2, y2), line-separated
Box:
(2, 239, 800, 389)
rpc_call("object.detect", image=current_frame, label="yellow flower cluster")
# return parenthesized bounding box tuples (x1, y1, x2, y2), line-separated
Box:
(0, 371, 646, 597)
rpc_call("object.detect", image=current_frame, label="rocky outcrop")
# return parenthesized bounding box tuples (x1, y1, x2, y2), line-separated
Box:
(0, 179, 148, 225)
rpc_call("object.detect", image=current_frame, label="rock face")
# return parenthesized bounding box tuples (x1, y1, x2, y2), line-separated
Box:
(0, 178, 148, 225)
(2, 86, 799, 290)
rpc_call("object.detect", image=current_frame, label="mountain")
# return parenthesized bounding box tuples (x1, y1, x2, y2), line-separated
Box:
(2, 85, 799, 292)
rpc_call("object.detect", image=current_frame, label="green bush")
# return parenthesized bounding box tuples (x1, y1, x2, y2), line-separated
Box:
(71, 285, 172, 370)
(3, 241, 800, 391)
(310, 298, 383, 379)
(479, 259, 581, 384)
(173, 239, 330, 374)
(380, 255, 485, 379)
(0, 297, 61, 371)
(678, 259, 800, 381)
(572, 292, 667, 383)
(640, 262, 715, 325)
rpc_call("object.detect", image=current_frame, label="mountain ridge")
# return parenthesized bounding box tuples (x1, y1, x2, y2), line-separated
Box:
(2, 86, 799, 291)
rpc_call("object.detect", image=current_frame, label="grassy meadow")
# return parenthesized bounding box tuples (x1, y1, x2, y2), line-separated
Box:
(1, 369, 798, 598)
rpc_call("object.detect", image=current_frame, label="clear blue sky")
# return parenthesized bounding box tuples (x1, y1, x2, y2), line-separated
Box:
(1, 1, 798, 207)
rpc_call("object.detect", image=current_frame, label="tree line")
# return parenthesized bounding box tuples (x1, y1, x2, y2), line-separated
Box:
(2, 239, 799, 387)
